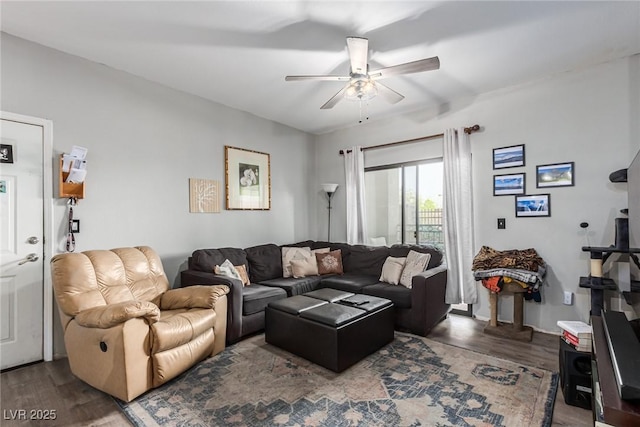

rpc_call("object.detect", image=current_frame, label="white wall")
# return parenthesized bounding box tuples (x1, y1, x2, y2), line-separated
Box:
(314, 54, 640, 333)
(1, 33, 316, 356)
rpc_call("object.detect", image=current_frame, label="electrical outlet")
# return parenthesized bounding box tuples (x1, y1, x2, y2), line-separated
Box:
(563, 291, 573, 305)
(497, 218, 506, 229)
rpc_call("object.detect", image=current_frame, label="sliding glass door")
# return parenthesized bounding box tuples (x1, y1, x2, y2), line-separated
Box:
(365, 159, 443, 248)
(365, 158, 471, 316)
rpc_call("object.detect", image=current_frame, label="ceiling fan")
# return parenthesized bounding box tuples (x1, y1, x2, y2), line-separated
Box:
(285, 37, 440, 110)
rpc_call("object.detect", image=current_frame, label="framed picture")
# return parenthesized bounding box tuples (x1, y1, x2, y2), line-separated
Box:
(189, 178, 221, 213)
(515, 194, 550, 217)
(536, 162, 574, 188)
(0, 144, 14, 163)
(494, 173, 525, 196)
(493, 144, 525, 169)
(225, 146, 271, 210)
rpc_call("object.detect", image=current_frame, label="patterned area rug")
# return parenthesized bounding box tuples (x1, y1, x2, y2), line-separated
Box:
(117, 333, 557, 426)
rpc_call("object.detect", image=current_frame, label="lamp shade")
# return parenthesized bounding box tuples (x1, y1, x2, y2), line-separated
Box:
(321, 183, 339, 193)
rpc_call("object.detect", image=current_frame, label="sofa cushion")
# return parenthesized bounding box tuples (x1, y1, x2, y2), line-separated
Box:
(245, 243, 283, 282)
(311, 241, 353, 264)
(214, 259, 242, 282)
(318, 274, 379, 293)
(379, 256, 406, 285)
(282, 246, 312, 278)
(290, 256, 318, 278)
(191, 248, 248, 273)
(316, 250, 344, 275)
(259, 276, 323, 296)
(242, 284, 287, 316)
(399, 251, 431, 288)
(235, 265, 250, 286)
(362, 283, 412, 309)
(343, 245, 391, 276)
(390, 244, 442, 270)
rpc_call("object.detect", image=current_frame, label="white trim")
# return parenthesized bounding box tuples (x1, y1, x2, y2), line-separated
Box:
(0, 111, 54, 362)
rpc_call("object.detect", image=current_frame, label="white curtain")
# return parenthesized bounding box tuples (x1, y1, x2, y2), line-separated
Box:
(344, 146, 367, 244)
(443, 128, 477, 304)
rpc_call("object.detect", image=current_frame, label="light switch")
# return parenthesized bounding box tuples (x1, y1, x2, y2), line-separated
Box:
(497, 218, 506, 229)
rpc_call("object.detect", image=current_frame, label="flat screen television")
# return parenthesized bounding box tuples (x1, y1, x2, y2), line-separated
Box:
(629, 149, 640, 290)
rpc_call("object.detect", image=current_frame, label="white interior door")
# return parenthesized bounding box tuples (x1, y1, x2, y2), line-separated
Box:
(0, 118, 45, 370)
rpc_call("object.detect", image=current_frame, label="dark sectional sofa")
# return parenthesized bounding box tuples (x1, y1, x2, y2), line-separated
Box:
(180, 240, 450, 344)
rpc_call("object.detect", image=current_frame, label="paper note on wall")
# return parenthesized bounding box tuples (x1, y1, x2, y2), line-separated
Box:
(65, 168, 87, 183)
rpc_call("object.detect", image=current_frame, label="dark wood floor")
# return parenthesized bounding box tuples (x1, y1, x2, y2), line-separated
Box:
(1, 314, 591, 426)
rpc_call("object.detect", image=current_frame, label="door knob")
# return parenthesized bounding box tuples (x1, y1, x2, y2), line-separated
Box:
(27, 236, 40, 244)
(18, 253, 39, 265)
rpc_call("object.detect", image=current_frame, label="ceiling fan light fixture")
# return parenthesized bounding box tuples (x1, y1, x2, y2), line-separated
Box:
(344, 78, 377, 102)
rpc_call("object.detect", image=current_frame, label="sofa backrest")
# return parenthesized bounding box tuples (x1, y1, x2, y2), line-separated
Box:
(287, 241, 443, 277)
(188, 241, 444, 283)
(244, 243, 283, 282)
(190, 248, 248, 273)
(342, 245, 390, 276)
(51, 246, 169, 316)
(389, 244, 443, 270)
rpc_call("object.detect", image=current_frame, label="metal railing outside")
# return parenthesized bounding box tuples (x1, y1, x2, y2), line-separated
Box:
(398, 208, 444, 249)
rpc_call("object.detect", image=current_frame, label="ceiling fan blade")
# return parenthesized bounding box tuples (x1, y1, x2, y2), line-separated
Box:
(375, 82, 405, 104)
(320, 85, 349, 109)
(285, 75, 350, 82)
(370, 56, 440, 80)
(346, 37, 368, 75)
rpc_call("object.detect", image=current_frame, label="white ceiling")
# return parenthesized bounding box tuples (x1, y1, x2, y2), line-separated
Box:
(2, 1, 639, 134)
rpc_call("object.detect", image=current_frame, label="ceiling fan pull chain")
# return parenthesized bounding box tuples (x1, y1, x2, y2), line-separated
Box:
(358, 99, 363, 123)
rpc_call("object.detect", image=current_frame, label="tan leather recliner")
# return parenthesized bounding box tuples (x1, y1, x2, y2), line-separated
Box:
(50, 246, 229, 402)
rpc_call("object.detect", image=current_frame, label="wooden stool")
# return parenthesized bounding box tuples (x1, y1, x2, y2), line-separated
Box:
(483, 282, 533, 342)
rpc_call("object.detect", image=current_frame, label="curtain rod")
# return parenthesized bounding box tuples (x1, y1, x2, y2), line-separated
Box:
(339, 124, 480, 155)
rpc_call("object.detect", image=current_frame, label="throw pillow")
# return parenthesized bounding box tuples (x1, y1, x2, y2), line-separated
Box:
(290, 257, 319, 278)
(281, 246, 312, 278)
(316, 250, 344, 275)
(399, 250, 432, 288)
(286, 247, 328, 278)
(379, 256, 407, 285)
(214, 259, 242, 282)
(235, 264, 250, 286)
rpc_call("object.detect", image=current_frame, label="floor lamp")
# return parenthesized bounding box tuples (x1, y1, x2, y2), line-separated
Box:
(321, 183, 338, 242)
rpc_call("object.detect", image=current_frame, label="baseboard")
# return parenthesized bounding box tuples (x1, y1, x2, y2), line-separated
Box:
(473, 314, 560, 336)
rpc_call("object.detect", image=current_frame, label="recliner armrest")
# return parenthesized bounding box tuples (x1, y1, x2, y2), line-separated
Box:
(161, 285, 230, 310)
(75, 300, 160, 328)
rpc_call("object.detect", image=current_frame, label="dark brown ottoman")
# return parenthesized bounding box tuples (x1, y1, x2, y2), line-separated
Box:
(265, 288, 394, 372)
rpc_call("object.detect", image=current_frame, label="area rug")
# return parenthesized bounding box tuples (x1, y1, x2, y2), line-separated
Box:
(117, 332, 558, 426)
